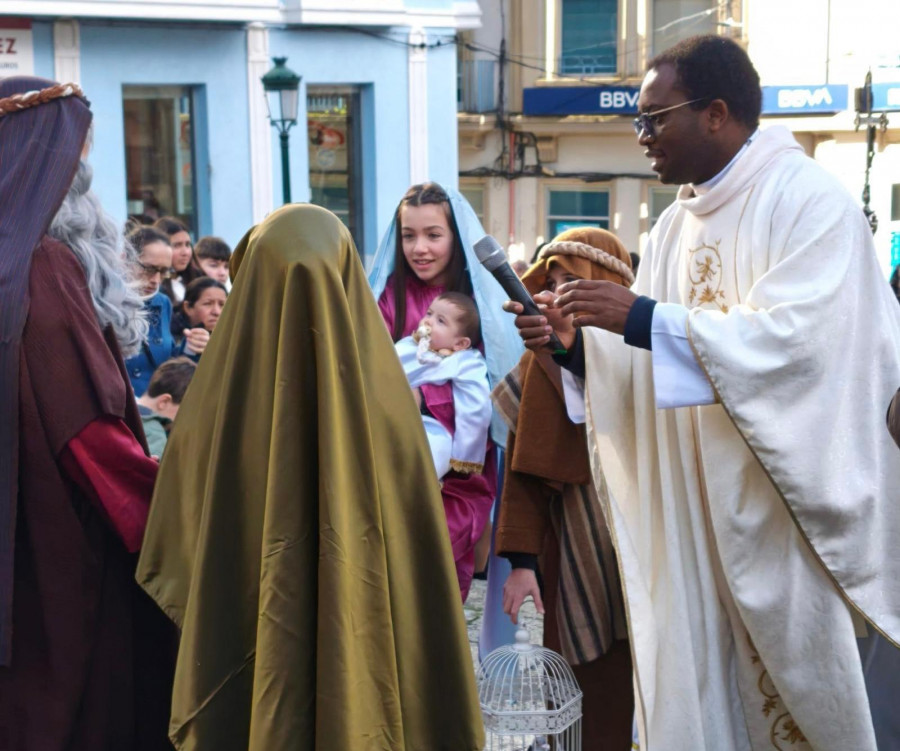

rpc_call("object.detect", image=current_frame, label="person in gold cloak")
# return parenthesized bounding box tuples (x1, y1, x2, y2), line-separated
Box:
(135, 203, 484, 751)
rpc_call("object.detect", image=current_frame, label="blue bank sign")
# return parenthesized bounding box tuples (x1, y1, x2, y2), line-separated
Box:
(523, 86, 641, 116)
(523, 84, 862, 117)
(761, 85, 847, 115)
(872, 83, 900, 112)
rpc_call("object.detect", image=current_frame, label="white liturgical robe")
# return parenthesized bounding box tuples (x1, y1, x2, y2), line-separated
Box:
(581, 126, 900, 751)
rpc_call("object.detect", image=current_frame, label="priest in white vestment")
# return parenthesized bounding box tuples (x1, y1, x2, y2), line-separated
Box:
(508, 35, 900, 751)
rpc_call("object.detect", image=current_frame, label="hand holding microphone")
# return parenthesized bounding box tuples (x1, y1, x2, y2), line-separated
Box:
(472, 235, 568, 354)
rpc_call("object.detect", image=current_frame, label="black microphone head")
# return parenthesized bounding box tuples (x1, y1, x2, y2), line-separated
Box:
(473, 235, 506, 271)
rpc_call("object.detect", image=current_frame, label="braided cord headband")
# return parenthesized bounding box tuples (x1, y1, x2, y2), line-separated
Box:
(539, 240, 635, 286)
(0, 82, 85, 118)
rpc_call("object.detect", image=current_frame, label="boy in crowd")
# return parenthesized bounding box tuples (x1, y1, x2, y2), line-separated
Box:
(194, 236, 232, 286)
(137, 357, 197, 457)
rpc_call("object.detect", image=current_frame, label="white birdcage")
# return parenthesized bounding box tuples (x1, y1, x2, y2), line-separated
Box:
(477, 624, 582, 751)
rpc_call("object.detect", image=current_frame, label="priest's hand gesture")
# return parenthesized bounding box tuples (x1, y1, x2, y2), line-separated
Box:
(554, 280, 637, 335)
(504, 283, 638, 351)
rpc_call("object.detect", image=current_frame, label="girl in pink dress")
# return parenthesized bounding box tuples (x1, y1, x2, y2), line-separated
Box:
(369, 183, 522, 602)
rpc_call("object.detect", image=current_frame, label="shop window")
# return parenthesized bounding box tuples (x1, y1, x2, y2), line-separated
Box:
(653, 0, 718, 54)
(650, 186, 678, 227)
(460, 185, 486, 226)
(307, 87, 364, 254)
(560, 0, 618, 75)
(546, 188, 609, 239)
(123, 86, 198, 232)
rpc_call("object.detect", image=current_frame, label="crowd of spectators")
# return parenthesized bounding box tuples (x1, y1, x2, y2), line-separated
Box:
(123, 215, 232, 450)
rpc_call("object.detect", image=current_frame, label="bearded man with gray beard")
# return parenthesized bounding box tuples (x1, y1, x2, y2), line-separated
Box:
(0, 77, 175, 750)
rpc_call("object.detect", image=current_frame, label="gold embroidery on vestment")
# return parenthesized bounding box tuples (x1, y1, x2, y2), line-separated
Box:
(687, 240, 729, 313)
(747, 635, 810, 750)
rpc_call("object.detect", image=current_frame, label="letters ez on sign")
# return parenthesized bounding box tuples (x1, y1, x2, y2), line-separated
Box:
(0, 19, 34, 76)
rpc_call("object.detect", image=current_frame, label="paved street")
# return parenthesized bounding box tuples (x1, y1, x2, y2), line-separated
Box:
(465, 578, 544, 668)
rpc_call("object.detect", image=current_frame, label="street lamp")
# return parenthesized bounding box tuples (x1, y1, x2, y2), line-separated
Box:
(261, 56, 302, 205)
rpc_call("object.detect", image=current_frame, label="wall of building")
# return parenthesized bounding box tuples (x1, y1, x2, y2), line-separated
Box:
(32, 21, 55, 77)
(69, 21, 253, 247)
(269, 27, 413, 257)
(7, 0, 476, 260)
(426, 30, 461, 190)
(747, 0, 900, 273)
(460, 0, 900, 271)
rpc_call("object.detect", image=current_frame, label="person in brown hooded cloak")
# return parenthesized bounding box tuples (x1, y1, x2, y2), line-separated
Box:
(493, 227, 635, 749)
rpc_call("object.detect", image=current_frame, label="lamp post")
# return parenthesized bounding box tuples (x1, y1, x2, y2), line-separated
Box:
(261, 56, 302, 205)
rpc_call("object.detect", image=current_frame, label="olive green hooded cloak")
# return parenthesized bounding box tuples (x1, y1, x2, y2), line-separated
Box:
(136, 204, 484, 751)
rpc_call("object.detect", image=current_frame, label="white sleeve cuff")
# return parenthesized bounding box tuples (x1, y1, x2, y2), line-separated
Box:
(651, 303, 716, 409)
(561, 369, 586, 425)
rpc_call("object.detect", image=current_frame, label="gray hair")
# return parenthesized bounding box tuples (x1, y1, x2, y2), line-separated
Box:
(48, 161, 148, 357)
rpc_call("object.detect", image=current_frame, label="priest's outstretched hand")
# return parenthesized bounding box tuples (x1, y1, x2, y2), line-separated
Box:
(503, 282, 638, 352)
(555, 280, 637, 335)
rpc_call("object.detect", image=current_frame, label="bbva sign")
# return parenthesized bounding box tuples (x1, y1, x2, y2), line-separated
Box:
(762, 85, 848, 115)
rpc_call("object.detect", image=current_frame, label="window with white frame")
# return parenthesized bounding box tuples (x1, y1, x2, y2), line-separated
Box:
(649, 186, 678, 227)
(652, 0, 718, 55)
(123, 85, 199, 232)
(460, 185, 486, 227)
(546, 187, 610, 239)
(559, 0, 618, 76)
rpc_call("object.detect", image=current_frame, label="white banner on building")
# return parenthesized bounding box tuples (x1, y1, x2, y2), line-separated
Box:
(0, 19, 34, 77)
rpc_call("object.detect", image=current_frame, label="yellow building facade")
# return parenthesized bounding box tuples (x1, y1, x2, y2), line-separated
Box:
(459, 0, 900, 272)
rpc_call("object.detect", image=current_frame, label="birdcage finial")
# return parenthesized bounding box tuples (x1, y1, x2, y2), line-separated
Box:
(512, 624, 534, 653)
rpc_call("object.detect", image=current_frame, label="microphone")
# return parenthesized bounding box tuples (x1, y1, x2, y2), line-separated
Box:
(473, 235, 567, 354)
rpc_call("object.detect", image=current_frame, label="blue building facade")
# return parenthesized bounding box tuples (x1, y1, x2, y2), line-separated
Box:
(6, 1, 479, 264)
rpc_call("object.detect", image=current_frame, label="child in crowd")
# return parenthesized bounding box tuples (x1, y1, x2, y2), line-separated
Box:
(137, 357, 197, 458)
(124, 226, 207, 396)
(193, 236, 232, 287)
(171, 277, 228, 340)
(395, 292, 492, 481)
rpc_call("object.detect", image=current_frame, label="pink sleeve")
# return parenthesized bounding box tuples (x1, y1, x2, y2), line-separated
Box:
(59, 416, 158, 553)
(377, 285, 396, 334)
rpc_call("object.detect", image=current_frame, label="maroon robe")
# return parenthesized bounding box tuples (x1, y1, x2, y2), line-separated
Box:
(0, 237, 175, 750)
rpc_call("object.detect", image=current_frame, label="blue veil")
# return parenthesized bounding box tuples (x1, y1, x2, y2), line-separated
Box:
(367, 186, 524, 447)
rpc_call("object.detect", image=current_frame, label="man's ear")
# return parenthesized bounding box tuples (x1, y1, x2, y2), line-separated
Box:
(156, 394, 173, 410)
(707, 98, 729, 132)
(453, 337, 471, 352)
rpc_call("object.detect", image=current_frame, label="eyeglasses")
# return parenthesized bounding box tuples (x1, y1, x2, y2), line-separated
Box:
(137, 261, 172, 279)
(632, 97, 707, 138)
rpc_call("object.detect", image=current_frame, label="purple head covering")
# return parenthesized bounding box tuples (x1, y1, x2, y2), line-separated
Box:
(0, 76, 92, 664)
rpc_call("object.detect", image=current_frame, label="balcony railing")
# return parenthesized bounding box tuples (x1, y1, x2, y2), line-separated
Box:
(458, 59, 497, 114)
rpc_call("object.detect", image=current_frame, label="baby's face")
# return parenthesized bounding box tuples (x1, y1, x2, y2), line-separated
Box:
(419, 298, 470, 352)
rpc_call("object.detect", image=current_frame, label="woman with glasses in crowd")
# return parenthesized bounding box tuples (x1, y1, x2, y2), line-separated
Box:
(124, 226, 208, 396)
